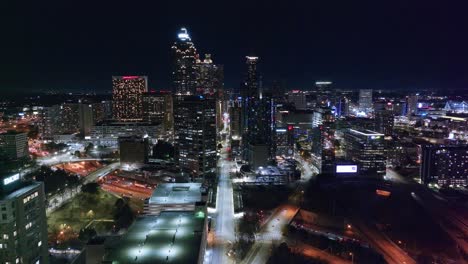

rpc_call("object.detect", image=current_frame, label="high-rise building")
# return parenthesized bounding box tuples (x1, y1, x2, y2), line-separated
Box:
(275, 126, 294, 158)
(174, 95, 217, 177)
(0, 175, 48, 264)
(229, 99, 242, 139)
(287, 90, 307, 110)
(407, 95, 418, 116)
(39, 103, 95, 138)
(243, 56, 259, 99)
(142, 91, 173, 132)
(420, 144, 468, 186)
(112, 76, 148, 121)
(312, 107, 335, 128)
(195, 54, 224, 97)
(358, 89, 373, 114)
(172, 28, 198, 95)
(311, 114, 335, 174)
(240, 56, 275, 166)
(344, 129, 386, 178)
(119, 135, 149, 165)
(374, 109, 394, 136)
(0, 131, 28, 160)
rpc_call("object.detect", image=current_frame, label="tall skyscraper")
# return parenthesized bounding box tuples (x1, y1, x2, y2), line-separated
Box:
(174, 95, 217, 177)
(172, 28, 198, 95)
(287, 90, 307, 110)
(407, 95, 418, 116)
(0, 175, 48, 264)
(420, 144, 468, 186)
(374, 109, 394, 136)
(240, 56, 276, 167)
(112, 76, 148, 121)
(243, 56, 259, 99)
(142, 91, 173, 132)
(344, 129, 386, 178)
(359, 89, 373, 114)
(195, 54, 224, 97)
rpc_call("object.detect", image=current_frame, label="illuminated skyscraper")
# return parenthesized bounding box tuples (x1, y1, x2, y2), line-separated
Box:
(172, 28, 198, 94)
(174, 95, 217, 177)
(142, 91, 173, 132)
(112, 76, 148, 121)
(359, 89, 373, 114)
(243, 56, 259, 98)
(195, 54, 224, 97)
(407, 94, 418, 116)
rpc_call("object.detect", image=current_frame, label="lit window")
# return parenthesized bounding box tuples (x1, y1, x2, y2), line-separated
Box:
(3, 234, 8, 239)
(38, 240, 42, 247)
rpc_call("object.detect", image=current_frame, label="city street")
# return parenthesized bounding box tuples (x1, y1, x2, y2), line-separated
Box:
(242, 204, 299, 264)
(209, 141, 236, 264)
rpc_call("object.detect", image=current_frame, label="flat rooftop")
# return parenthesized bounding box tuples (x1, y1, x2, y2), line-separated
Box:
(149, 183, 202, 205)
(103, 211, 205, 264)
(348, 129, 384, 137)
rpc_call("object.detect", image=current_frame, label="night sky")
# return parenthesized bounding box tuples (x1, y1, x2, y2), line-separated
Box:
(4, 0, 468, 93)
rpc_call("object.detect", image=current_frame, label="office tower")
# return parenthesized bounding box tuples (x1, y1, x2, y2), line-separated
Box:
(243, 56, 259, 98)
(78, 104, 94, 136)
(172, 28, 198, 94)
(229, 99, 242, 139)
(420, 144, 468, 186)
(195, 54, 224, 97)
(315, 81, 333, 92)
(311, 121, 335, 174)
(358, 89, 373, 114)
(240, 56, 275, 166)
(174, 95, 217, 177)
(91, 102, 106, 124)
(112, 76, 148, 121)
(336, 96, 350, 117)
(0, 131, 28, 160)
(142, 91, 173, 132)
(275, 126, 294, 158)
(287, 90, 307, 110)
(407, 95, 418, 116)
(0, 175, 48, 264)
(374, 109, 394, 136)
(312, 107, 334, 128)
(344, 129, 386, 178)
(194, 54, 225, 132)
(119, 135, 149, 165)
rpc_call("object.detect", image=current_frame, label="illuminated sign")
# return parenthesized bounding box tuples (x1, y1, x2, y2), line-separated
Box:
(276, 128, 287, 133)
(315, 81, 332, 85)
(3, 174, 20, 185)
(336, 165, 357, 173)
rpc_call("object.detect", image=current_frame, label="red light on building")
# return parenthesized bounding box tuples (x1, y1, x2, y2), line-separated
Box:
(288, 125, 293, 131)
(122, 76, 139, 80)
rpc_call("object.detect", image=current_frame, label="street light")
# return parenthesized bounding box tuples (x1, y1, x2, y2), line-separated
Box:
(349, 252, 354, 263)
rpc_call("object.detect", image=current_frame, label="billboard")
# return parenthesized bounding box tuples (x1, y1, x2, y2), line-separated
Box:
(336, 165, 358, 173)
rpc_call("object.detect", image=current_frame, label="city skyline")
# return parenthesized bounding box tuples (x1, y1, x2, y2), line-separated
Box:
(4, 1, 468, 93)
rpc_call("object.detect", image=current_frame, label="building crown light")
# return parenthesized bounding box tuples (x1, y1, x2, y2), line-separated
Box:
(178, 27, 191, 41)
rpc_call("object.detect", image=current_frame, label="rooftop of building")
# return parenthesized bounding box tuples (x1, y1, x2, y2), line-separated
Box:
(0, 130, 27, 136)
(103, 211, 205, 264)
(148, 183, 202, 205)
(1, 180, 41, 200)
(348, 129, 384, 137)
